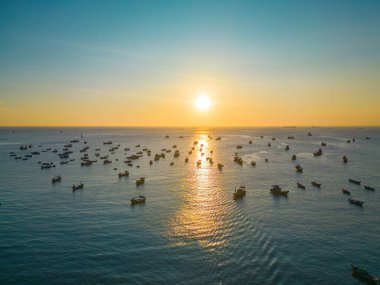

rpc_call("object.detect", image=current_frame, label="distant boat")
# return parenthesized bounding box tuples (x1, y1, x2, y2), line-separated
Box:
(268, 143, 271, 147)
(343, 156, 348, 163)
(236, 145, 243, 149)
(308, 132, 312, 136)
(51, 175, 61, 184)
(311, 181, 321, 188)
(136, 177, 145, 186)
(103, 141, 113, 145)
(321, 142, 327, 146)
(292, 154, 296, 161)
(285, 145, 289, 151)
(215, 137, 221, 141)
(364, 185, 375, 191)
(270, 185, 289, 196)
(185, 157, 189, 163)
(342, 188, 350, 195)
(314, 148, 323, 156)
(249, 140, 252, 144)
(349, 179, 361, 185)
(295, 165, 303, 173)
(118, 171, 129, 178)
(348, 198, 364, 206)
(251, 161, 256, 166)
(130, 195, 146, 205)
(72, 183, 84, 191)
(218, 163, 224, 170)
(297, 182, 306, 189)
(233, 185, 246, 200)
(351, 264, 378, 284)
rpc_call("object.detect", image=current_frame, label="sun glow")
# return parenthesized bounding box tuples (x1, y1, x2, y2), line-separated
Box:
(195, 94, 212, 111)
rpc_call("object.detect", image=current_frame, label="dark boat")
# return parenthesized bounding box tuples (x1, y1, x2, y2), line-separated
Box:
(297, 182, 306, 189)
(249, 140, 252, 144)
(51, 175, 61, 183)
(364, 185, 375, 191)
(292, 154, 296, 161)
(342, 188, 350, 195)
(72, 183, 84, 191)
(130, 195, 146, 205)
(118, 171, 129, 178)
(311, 181, 321, 188)
(285, 145, 289, 151)
(351, 264, 379, 284)
(349, 179, 361, 185)
(308, 132, 312, 136)
(270, 185, 289, 196)
(348, 198, 364, 206)
(251, 161, 256, 166)
(343, 155, 348, 163)
(218, 163, 224, 170)
(136, 177, 145, 186)
(313, 148, 323, 156)
(295, 165, 303, 173)
(233, 185, 246, 200)
(321, 142, 327, 146)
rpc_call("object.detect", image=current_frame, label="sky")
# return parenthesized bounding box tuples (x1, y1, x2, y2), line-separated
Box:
(0, 0, 379, 126)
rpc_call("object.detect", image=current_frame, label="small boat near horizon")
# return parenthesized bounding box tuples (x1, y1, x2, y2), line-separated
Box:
(342, 188, 350, 195)
(72, 183, 84, 191)
(52, 175, 61, 184)
(348, 198, 364, 206)
(364, 185, 375, 191)
(311, 181, 321, 188)
(349, 179, 361, 185)
(130, 195, 146, 205)
(297, 182, 306, 189)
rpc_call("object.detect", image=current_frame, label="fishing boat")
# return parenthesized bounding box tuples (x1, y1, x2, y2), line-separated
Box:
(311, 181, 321, 188)
(349, 179, 361, 185)
(185, 157, 189, 163)
(149, 160, 153, 165)
(314, 148, 323, 156)
(249, 140, 252, 144)
(295, 165, 303, 173)
(270, 185, 289, 196)
(103, 159, 112, 164)
(364, 185, 375, 191)
(297, 182, 306, 189)
(342, 188, 350, 195)
(251, 161, 256, 166)
(236, 145, 243, 149)
(285, 145, 289, 151)
(348, 198, 364, 206)
(234, 156, 243, 165)
(218, 163, 224, 170)
(308, 132, 312, 136)
(174, 150, 180, 158)
(136, 177, 145, 186)
(321, 142, 327, 146)
(170, 162, 174, 166)
(72, 183, 84, 191)
(343, 155, 348, 163)
(81, 161, 92, 166)
(118, 171, 129, 178)
(51, 175, 61, 183)
(130, 195, 146, 205)
(292, 154, 296, 161)
(215, 137, 221, 140)
(268, 143, 271, 147)
(103, 141, 113, 145)
(197, 160, 202, 166)
(351, 264, 379, 284)
(233, 185, 246, 200)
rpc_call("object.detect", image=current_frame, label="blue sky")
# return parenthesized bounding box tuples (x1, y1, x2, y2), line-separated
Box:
(0, 0, 379, 126)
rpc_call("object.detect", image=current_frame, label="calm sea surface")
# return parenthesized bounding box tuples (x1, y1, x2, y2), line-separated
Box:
(0, 127, 379, 284)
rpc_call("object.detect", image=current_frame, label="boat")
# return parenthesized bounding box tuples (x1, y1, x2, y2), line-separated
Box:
(268, 143, 271, 147)
(251, 161, 256, 166)
(72, 183, 84, 191)
(118, 171, 129, 178)
(364, 185, 375, 191)
(343, 155, 348, 163)
(233, 185, 246, 200)
(233, 156, 243, 165)
(103, 141, 113, 145)
(170, 162, 174, 166)
(270, 185, 289, 196)
(285, 145, 289, 151)
(197, 160, 202, 166)
(149, 160, 153, 165)
(311, 181, 321, 188)
(165, 135, 169, 138)
(136, 177, 145, 186)
(308, 132, 312, 136)
(265, 158, 268, 162)
(295, 165, 303, 173)
(174, 150, 180, 157)
(249, 140, 252, 144)
(218, 163, 224, 170)
(349, 179, 361, 185)
(292, 154, 296, 161)
(297, 182, 306, 189)
(342, 188, 350, 195)
(185, 157, 189, 163)
(103, 159, 112, 164)
(130, 195, 146, 205)
(314, 148, 323, 156)
(236, 145, 243, 149)
(348, 198, 364, 206)
(215, 137, 221, 140)
(51, 175, 61, 183)
(321, 142, 327, 146)
(81, 161, 92, 166)
(351, 264, 379, 284)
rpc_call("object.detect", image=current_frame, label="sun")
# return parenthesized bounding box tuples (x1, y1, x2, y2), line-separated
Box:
(195, 94, 212, 111)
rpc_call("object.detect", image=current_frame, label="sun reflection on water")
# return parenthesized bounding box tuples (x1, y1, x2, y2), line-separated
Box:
(169, 133, 230, 252)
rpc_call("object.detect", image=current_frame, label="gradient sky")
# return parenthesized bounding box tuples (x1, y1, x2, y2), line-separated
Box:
(1, 0, 379, 126)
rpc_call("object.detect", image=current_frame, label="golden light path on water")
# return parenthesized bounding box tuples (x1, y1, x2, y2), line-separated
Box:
(169, 133, 231, 252)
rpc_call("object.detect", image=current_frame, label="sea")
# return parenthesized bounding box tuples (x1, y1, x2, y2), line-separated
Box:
(0, 127, 379, 285)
